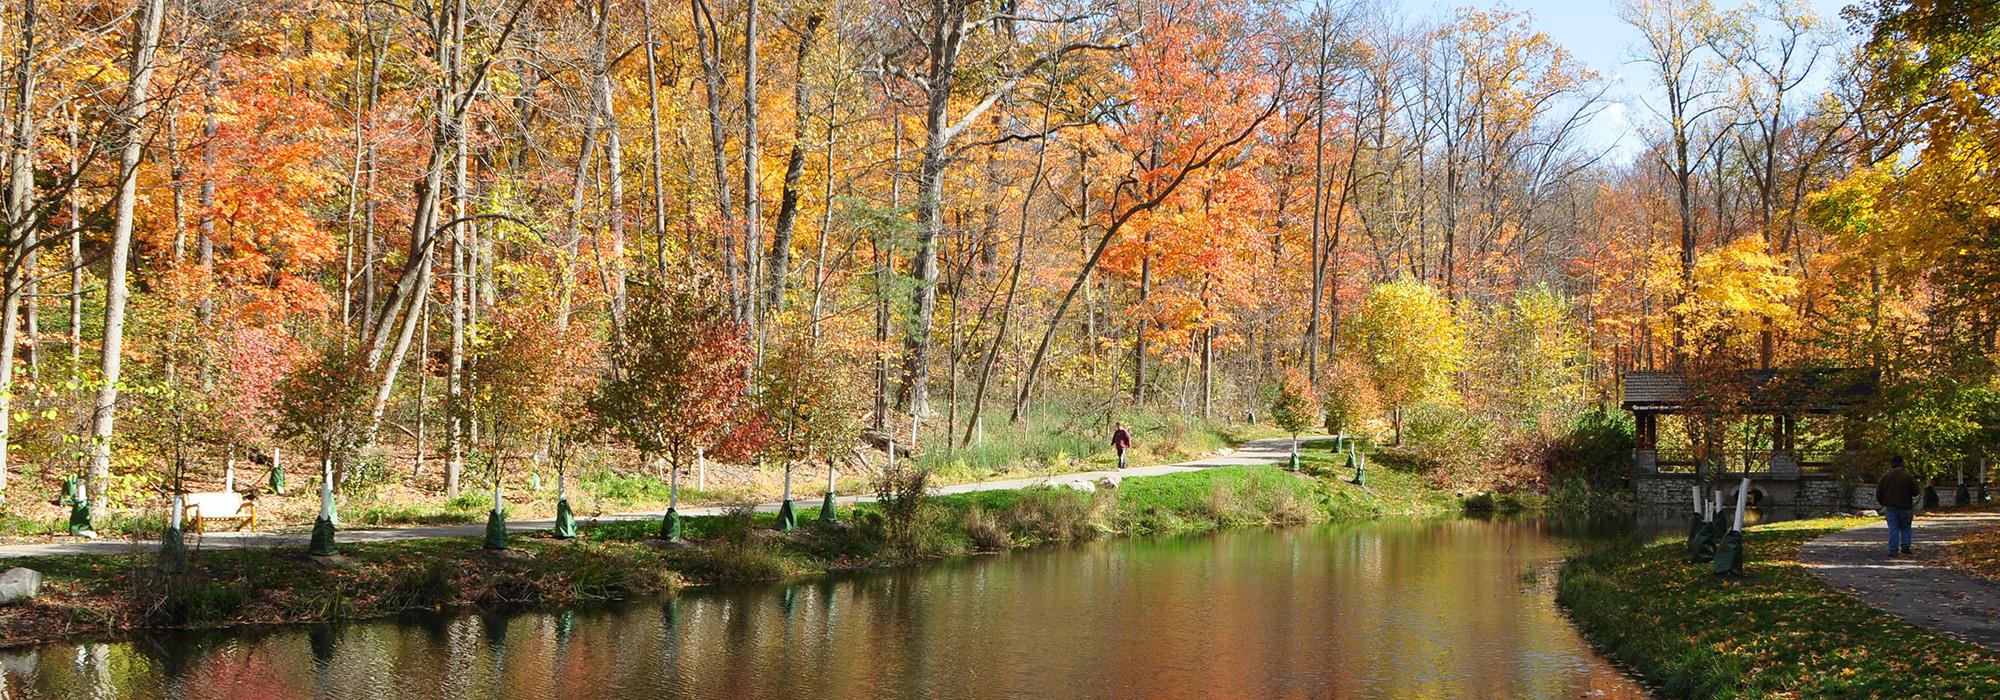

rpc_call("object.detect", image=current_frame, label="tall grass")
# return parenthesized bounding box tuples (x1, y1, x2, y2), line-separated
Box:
(917, 405, 1246, 481)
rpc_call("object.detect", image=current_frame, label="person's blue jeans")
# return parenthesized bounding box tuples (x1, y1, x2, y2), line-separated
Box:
(1885, 506, 1913, 553)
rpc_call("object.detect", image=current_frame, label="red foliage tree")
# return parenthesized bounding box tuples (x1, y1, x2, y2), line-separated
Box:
(590, 279, 756, 475)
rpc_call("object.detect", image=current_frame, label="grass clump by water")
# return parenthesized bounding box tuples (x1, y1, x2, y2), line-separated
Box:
(0, 533, 684, 648)
(659, 504, 815, 584)
(1558, 517, 2000, 698)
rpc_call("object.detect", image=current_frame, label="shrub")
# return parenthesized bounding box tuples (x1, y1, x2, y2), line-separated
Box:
(383, 561, 456, 610)
(1005, 485, 1109, 544)
(669, 502, 809, 583)
(712, 502, 759, 548)
(962, 506, 1013, 551)
(1400, 403, 1499, 483)
(1540, 407, 1635, 490)
(874, 457, 934, 557)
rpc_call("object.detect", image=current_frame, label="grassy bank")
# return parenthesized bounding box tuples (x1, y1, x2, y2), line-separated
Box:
(0, 410, 1266, 544)
(1558, 517, 2000, 698)
(0, 535, 684, 650)
(0, 441, 1457, 648)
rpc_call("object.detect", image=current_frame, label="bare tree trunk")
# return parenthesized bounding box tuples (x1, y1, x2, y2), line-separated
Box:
(448, 215, 465, 497)
(1133, 229, 1151, 403)
(560, 3, 606, 333)
(1201, 327, 1213, 419)
(808, 96, 835, 329)
(743, 0, 763, 331)
(446, 24, 473, 497)
(900, 81, 952, 418)
(416, 301, 429, 480)
(197, 45, 220, 335)
(641, 0, 669, 276)
(1302, 19, 1331, 378)
(342, 19, 368, 335)
(0, 0, 39, 494)
(1324, 114, 1364, 365)
(768, 12, 821, 313)
(896, 0, 973, 419)
(692, 0, 738, 315)
(359, 19, 385, 344)
(366, 0, 528, 444)
(66, 105, 78, 375)
(593, 0, 626, 342)
(89, 0, 167, 499)
(874, 93, 899, 433)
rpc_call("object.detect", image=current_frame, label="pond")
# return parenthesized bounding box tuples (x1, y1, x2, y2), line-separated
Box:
(1, 517, 1649, 698)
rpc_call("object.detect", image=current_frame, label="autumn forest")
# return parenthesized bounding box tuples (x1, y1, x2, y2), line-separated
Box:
(0, 0, 1989, 526)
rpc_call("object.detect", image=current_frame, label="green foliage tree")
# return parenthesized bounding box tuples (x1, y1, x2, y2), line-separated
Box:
(1872, 380, 2000, 482)
(1342, 279, 1467, 444)
(756, 331, 865, 530)
(273, 342, 373, 489)
(1270, 370, 1318, 471)
(1480, 285, 1588, 435)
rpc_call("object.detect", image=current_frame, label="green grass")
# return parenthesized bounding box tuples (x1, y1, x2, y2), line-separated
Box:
(351, 492, 491, 526)
(1559, 517, 2000, 698)
(1113, 466, 1319, 533)
(1298, 443, 1466, 518)
(918, 408, 1258, 482)
(0, 510, 167, 538)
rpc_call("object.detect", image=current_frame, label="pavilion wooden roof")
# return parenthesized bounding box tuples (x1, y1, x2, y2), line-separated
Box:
(1621, 368, 1879, 414)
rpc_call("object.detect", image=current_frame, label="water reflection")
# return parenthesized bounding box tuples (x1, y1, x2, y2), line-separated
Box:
(0, 518, 1648, 699)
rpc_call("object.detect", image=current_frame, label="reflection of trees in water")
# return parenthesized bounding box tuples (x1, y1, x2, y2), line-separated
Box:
(9, 520, 1649, 698)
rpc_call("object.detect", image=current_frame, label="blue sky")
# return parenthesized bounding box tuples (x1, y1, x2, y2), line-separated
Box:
(1386, 0, 1858, 163)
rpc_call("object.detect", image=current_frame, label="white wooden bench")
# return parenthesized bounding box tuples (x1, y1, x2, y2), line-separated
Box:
(180, 491, 256, 533)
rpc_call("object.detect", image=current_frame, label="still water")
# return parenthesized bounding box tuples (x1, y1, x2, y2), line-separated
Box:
(4, 518, 1648, 699)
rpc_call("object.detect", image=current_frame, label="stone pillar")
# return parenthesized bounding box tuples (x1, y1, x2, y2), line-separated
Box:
(1771, 451, 1799, 477)
(1634, 449, 1659, 475)
(1770, 414, 1798, 476)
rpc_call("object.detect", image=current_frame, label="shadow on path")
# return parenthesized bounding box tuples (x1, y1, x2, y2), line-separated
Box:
(1799, 512, 2000, 653)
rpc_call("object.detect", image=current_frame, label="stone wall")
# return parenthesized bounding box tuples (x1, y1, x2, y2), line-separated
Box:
(1797, 477, 1844, 508)
(1635, 474, 1694, 505)
(1633, 473, 1853, 509)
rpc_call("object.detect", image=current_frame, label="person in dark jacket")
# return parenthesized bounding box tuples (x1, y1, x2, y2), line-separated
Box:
(1111, 424, 1132, 469)
(1877, 455, 1918, 557)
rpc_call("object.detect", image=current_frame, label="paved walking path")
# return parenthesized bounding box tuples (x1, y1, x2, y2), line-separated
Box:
(1799, 512, 2000, 653)
(0, 436, 1324, 558)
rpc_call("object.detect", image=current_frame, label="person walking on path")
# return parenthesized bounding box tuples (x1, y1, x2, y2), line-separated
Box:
(1877, 455, 1918, 557)
(1112, 424, 1132, 470)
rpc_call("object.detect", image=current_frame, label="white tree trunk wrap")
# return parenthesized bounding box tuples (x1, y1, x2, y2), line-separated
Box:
(1733, 477, 1750, 531)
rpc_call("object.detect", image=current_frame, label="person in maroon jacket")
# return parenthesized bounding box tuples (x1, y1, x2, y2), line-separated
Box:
(1111, 424, 1132, 469)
